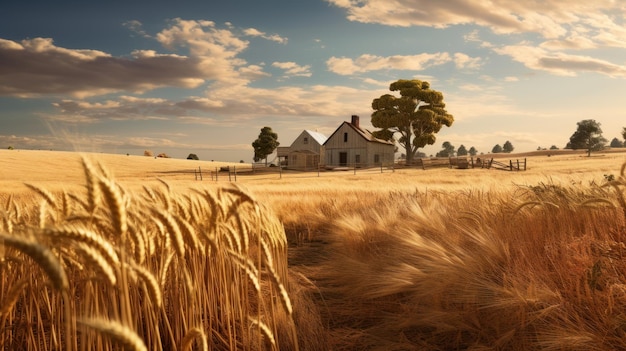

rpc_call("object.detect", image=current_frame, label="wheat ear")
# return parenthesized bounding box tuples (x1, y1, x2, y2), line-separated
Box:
(75, 243, 117, 286)
(129, 263, 162, 308)
(24, 183, 58, 210)
(0, 279, 29, 316)
(98, 177, 127, 236)
(77, 317, 147, 351)
(44, 226, 119, 266)
(181, 327, 208, 351)
(0, 234, 68, 291)
(248, 317, 276, 349)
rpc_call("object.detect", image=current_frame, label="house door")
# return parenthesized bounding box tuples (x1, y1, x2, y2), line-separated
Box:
(339, 152, 348, 166)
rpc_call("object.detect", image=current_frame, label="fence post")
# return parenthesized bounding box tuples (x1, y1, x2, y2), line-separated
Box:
(199, 166, 202, 180)
(524, 158, 527, 171)
(234, 166, 237, 182)
(353, 163, 356, 175)
(318, 164, 320, 177)
(215, 167, 218, 181)
(279, 164, 282, 179)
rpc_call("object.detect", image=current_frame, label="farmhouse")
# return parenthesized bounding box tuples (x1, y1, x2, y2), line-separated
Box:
(324, 115, 395, 168)
(277, 129, 328, 170)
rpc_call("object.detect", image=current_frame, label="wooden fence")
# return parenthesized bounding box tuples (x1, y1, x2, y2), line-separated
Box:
(189, 157, 526, 182)
(417, 156, 527, 171)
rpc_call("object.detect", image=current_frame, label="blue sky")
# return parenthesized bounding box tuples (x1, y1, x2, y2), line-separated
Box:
(2, 0, 626, 162)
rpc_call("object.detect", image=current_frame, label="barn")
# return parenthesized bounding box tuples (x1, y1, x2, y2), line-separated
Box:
(324, 115, 395, 168)
(277, 130, 327, 170)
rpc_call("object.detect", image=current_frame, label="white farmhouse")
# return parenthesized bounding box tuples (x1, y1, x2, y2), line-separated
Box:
(324, 115, 395, 168)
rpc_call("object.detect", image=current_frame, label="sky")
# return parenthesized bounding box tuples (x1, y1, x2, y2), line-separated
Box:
(2, 0, 626, 162)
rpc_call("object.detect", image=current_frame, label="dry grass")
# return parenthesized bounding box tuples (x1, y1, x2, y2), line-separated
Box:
(2, 149, 626, 350)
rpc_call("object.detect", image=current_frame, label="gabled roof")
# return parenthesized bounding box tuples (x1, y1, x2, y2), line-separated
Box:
(324, 121, 394, 146)
(303, 130, 328, 145)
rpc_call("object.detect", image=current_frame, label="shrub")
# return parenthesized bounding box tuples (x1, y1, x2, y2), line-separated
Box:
(144, 150, 153, 157)
(187, 153, 199, 160)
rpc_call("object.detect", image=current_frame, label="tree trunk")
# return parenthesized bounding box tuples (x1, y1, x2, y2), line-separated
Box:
(405, 138, 413, 165)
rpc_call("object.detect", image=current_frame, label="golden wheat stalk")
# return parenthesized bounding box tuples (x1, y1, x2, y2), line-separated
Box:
(248, 316, 276, 349)
(129, 263, 162, 308)
(0, 279, 29, 316)
(77, 317, 147, 351)
(0, 233, 68, 291)
(151, 209, 185, 258)
(80, 157, 101, 213)
(265, 262, 293, 316)
(181, 327, 209, 351)
(75, 242, 117, 286)
(43, 225, 119, 266)
(24, 183, 58, 210)
(98, 177, 128, 236)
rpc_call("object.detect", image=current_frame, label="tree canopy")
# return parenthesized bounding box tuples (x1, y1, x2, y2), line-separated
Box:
(492, 144, 503, 153)
(457, 145, 468, 156)
(371, 79, 453, 165)
(436, 141, 456, 157)
(566, 119, 607, 157)
(252, 127, 280, 165)
(503, 140, 514, 153)
(469, 146, 477, 156)
(610, 137, 624, 148)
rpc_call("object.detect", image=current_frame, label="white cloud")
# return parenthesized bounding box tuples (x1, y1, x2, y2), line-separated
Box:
(271, 61, 312, 77)
(494, 45, 626, 77)
(326, 0, 625, 47)
(327, 53, 451, 75)
(454, 53, 482, 70)
(243, 27, 288, 44)
(122, 20, 151, 38)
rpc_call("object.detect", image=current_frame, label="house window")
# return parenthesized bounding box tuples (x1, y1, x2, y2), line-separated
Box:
(374, 154, 380, 163)
(343, 132, 348, 142)
(303, 137, 308, 144)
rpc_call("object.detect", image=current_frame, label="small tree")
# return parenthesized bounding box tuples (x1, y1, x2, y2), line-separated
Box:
(502, 140, 514, 153)
(252, 126, 280, 166)
(436, 141, 455, 157)
(187, 153, 199, 160)
(371, 79, 454, 165)
(610, 138, 624, 148)
(550, 145, 559, 150)
(492, 144, 503, 153)
(457, 144, 468, 156)
(469, 146, 477, 156)
(566, 119, 607, 157)
(7, 146, 14, 150)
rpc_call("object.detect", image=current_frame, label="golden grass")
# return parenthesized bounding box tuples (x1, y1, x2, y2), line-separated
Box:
(3, 149, 626, 350)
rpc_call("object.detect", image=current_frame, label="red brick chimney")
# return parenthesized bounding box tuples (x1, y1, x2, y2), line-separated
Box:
(351, 115, 360, 128)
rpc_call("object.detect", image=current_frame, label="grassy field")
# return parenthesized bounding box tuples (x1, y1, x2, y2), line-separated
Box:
(2, 148, 626, 350)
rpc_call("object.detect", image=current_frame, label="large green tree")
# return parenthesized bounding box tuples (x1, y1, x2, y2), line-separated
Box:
(371, 79, 454, 165)
(252, 126, 280, 165)
(566, 119, 607, 157)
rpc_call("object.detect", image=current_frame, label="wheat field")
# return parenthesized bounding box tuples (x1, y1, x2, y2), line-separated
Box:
(2, 149, 626, 350)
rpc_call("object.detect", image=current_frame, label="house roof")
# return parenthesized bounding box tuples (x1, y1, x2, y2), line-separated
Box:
(303, 130, 328, 145)
(324, 121, 394, 146)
